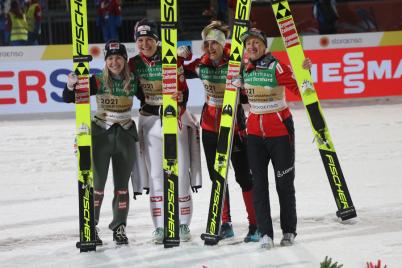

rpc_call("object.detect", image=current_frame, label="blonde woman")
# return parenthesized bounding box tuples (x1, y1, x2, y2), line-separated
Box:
(63, 40, 139, 246)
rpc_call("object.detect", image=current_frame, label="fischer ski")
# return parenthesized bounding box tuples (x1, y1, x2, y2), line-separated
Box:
(70, 0, 96, 252)
(271, 0, 356, 220)
(161, 0, 180, 248)
(201, 0, 252, 245)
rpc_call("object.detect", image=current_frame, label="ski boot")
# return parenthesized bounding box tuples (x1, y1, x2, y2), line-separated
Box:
(220, 222, 234, 239)
(244, 224, 261, 242)
(280, 233, 295, 246)
(152, 227, 164, 244)
(113, 224, 129, 245)
(179, 224, 191, 242)
(260, 234, 274, 249)
(95, 227, 103, 246)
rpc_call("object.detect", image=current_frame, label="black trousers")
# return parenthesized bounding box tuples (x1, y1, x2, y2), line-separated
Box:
(202, 129, 253, 192)
(246, 117, 297, 239)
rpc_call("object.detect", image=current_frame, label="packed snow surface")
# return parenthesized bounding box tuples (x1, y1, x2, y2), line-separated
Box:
(1, 99, 402, 267)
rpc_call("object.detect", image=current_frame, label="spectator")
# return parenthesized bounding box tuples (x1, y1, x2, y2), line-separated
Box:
(97, 0, 122, 42)
(202, 0, 217, 18)
(5, 0, 28, 46)
(25, 0, 41, 45)
(203, 0, 233, 25)
(227, 0, 235, 30)
(313, 0, 339, 34)
(216, 0, 228, 23)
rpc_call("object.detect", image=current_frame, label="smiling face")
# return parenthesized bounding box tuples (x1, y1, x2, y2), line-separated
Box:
(245, 36, 266, 61)
(106, 54, 125, 76)
(136, 36, 158, 58)
(203, 40, 224, 61)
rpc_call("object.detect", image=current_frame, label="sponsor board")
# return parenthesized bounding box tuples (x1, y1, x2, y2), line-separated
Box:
(0, 60, 102, 114)
(0, 43, 137, 61)
(274, 45, 402, 100)
(1, 33, 401, 115)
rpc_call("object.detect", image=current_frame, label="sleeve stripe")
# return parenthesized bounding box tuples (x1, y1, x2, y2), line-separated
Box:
(276, 63, 284, 74)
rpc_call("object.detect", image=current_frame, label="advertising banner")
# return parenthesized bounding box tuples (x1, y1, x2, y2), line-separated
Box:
(0, 32, 401, 115)
(274, 45, 402, 101)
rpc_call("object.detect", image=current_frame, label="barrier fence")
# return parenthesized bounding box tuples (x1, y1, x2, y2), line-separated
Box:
(0, 31, 401, 115)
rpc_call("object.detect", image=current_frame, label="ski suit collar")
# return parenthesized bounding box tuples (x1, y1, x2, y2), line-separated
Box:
(245, 52, 276, 72)
(139, 47, 161, 66)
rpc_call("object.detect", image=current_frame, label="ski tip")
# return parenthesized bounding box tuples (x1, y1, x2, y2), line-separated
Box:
(201, 233, 220, 246)
(337, 206, 357, 221)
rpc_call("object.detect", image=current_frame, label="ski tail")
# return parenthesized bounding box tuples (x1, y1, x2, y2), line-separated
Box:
(201, 0, 252, 245)
(271, 0, 356, 220)
(70, 0, 96, 252)
(319, 150, 356, 220)
(161, 0, 180, 248)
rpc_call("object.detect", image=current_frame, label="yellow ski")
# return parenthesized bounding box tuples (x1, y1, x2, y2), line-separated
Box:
(201, 0, 252, 245)
(271, 0, 356, 220)
(161, 0, 180, 248)
(70, 0, 96, 251)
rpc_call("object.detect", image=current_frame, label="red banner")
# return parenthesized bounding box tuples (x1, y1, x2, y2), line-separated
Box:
(273, 45, 402, 101)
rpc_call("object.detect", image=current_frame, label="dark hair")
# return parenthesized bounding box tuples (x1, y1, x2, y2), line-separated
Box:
(10, 0, 23, 18)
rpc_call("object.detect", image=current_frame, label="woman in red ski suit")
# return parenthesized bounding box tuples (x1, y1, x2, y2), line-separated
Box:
(179, 20, 259, 242)
(239, 28, 312, 249)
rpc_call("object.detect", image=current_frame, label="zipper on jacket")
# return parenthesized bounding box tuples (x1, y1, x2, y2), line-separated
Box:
(214, 109, 219, 132)
(259, 114, 267, 137)
(276, 112, 283, 122)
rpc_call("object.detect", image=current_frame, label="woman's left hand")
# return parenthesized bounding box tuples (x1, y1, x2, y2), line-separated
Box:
(302, 57, 313, 70)
(171, 91, 183, 102)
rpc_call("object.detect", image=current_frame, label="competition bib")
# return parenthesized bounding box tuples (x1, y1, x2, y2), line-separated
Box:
(203, 80, 226, 107)
(140, 78, 163, 106)
(244, 84, 287, 114)
(96, 94, 133, 123)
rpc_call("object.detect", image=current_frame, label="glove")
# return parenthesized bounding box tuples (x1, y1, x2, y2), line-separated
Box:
(230, 75, 242, 89)
(171, 91, 183, 102)
(133, 192, 142, 200)
(177, 45, 192, 60)
(302, 57, 313, 70)
(67, 72, 78, 90)
(191, 185, 202, 193)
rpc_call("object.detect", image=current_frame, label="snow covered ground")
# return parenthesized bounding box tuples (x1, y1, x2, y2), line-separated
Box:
(1, 99, 402, 268)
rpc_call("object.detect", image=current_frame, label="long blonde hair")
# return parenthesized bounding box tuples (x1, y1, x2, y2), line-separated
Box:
(102, 60, 132, 95)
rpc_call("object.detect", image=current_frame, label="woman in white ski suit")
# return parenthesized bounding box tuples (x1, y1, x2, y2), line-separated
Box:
(129, 18, 202, 244)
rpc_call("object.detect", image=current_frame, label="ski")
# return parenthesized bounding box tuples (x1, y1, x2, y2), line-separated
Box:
(70, 0, 96, 252)
(161, 0, 180, 248)
(201, 0, 252, 245)
(270, 0, 356, 220)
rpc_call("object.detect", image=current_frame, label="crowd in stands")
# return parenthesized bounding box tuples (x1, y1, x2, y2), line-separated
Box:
(0, 0, 125, 46)
(0, 0, 396, 47)
(96, 0, 122, 42)
(0, 0, 42, 46)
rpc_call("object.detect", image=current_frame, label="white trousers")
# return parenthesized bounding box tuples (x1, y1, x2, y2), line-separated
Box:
(138, 111, 198, 228)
